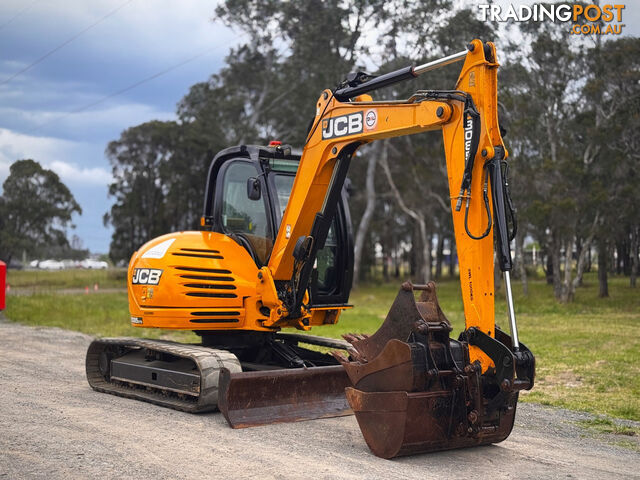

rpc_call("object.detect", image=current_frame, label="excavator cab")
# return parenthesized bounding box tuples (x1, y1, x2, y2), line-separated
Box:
(200, 144, 353, 307)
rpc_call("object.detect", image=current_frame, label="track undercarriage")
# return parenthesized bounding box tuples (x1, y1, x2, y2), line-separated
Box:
(85, 331, 352, 419)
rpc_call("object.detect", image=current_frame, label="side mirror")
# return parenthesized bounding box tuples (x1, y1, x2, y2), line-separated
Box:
(247, 177, 261, 200)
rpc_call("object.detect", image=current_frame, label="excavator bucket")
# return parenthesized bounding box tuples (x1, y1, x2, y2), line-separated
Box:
(334, 281, 535, 459)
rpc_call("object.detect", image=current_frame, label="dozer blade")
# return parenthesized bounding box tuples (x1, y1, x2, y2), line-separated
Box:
(336, 281, 535, 458)
(218, 365, 352, 428)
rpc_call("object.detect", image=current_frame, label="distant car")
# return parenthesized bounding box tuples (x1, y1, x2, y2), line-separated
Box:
(6, 259, 23, 270)
(61, 259, 81, 269)
(39, 259, 65, 270)
(80, 259, 109, 269)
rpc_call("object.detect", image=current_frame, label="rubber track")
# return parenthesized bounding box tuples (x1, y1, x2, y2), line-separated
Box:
(86, 337, 241, 413)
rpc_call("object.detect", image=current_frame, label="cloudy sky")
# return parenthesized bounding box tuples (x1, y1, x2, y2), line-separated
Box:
(0, 0, 239, 253)
(0, 1, 638, 255)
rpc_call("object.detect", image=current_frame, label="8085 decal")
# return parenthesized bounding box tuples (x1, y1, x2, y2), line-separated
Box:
(132, 268, 163, 285)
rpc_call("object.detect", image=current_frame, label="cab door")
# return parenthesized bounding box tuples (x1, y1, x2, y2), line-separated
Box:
(213, 159, 274, 266)
(309, 191, 353, 306)
(267, 166, 353, 307)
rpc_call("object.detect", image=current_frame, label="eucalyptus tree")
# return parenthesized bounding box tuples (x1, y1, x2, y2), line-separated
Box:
(0, 159, 81, 264)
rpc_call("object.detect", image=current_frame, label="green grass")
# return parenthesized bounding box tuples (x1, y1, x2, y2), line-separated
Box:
(578, 417, 640, 452)
(579, 417, 639, 437)
(4, 292, 198, 343)
(7, 268, 127, 290)
(3, 270, 639, 421)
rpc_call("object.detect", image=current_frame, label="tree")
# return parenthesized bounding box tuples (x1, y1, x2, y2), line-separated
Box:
(583, 37, 640, 293)
(500, 17, 607, 303)
(0, 159, 81, 263)
(368, 4, 496, 283)
(500, 19, 640, 302)
(212, 0, 383, 144)
(104, 117, 229, 263)
(104, 121, 179, 262)
(352, 144, 378, 286)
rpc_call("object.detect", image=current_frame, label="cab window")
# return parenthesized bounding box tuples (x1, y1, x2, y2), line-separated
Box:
(316, 221, 338, 293)
(221, 162, 269, 237)
(221, 161, 272, 265)
(273, 174, 295, 220)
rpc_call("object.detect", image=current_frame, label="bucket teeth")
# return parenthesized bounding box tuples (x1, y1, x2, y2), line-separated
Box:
(330, 350, 349, 363)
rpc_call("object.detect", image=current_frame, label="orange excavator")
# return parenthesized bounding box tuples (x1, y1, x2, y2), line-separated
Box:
(86, 39, 534, 458)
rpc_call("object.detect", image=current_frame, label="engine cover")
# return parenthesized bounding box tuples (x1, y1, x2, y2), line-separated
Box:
(127, 231, 268, 331)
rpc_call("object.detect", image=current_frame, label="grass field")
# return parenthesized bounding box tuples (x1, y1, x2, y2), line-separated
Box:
(6, 268, 127, 290)
(4, 269, 639, 423)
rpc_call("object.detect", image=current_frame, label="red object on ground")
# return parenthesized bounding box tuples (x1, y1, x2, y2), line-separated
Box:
(0, 260, 6, 310)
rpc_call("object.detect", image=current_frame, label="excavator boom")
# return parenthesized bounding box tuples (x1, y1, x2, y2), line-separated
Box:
(265, 39, 517, 368)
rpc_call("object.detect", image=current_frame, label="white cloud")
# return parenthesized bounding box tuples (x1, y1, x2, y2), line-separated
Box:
(0, 0, 237, 138)
(0, 128, 112, 186)
(64, 102, 175, 132)
(0, 158, 9, 178)
(0, 73, 98, 105)
(0, 0, 241, 252)
(49, 160, 113, 186)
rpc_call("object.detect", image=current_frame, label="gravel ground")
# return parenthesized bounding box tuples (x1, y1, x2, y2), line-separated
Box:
(1, 315, 639, 480)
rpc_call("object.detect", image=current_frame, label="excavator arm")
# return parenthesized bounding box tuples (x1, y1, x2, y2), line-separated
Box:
(265, 39, 519, 372)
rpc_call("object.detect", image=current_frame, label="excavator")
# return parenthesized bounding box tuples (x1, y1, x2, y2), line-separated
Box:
(86, 39, 534, 458)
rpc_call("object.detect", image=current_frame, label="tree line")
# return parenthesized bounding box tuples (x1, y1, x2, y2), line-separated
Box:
(18, 0, 632, 303)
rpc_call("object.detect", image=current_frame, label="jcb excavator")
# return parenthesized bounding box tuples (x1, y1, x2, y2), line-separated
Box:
(86, 39, 534, 458)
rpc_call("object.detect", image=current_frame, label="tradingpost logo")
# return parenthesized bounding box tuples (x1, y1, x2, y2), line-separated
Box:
(478, 3, 626, 36)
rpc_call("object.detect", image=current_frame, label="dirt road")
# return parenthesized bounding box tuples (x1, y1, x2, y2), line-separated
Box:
(1, 317, 638, 480)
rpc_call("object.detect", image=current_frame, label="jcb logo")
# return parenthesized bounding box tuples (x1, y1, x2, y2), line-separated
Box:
(132, 268, 163, 285)
(322, 112, 363, 139)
